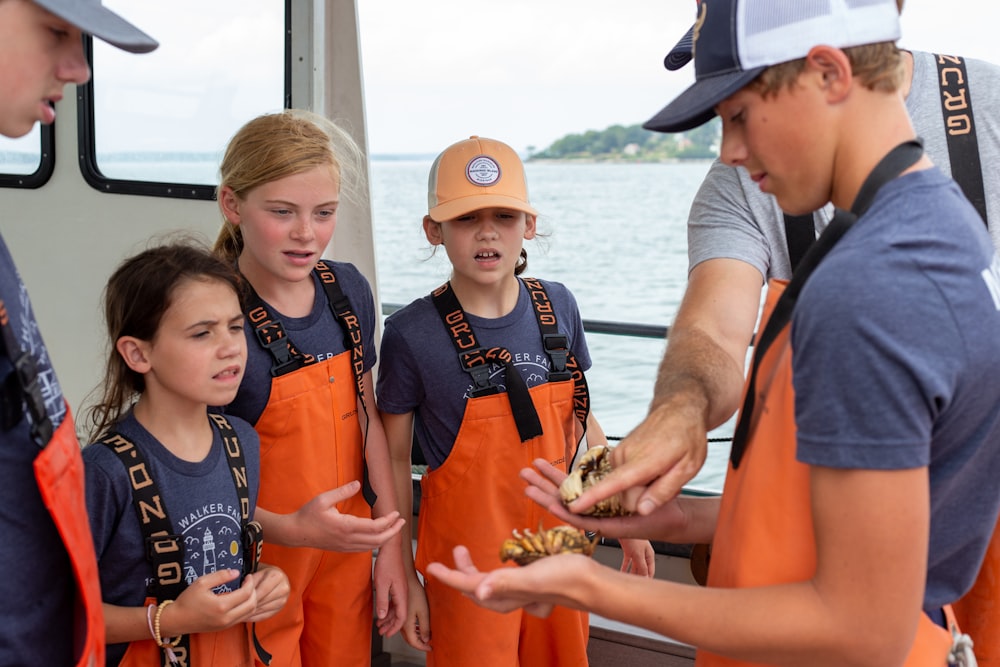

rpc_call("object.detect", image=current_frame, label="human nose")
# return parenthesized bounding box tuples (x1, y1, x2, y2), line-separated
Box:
(718, 126, 748, 168)
(59, 37, 91, 85)
(221, 331, 246, 359)
(476, 219, 498, 239)
(290, 215, 315, 241)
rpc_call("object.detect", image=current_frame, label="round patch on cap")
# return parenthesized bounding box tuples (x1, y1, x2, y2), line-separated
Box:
(466, 156, 501, 186)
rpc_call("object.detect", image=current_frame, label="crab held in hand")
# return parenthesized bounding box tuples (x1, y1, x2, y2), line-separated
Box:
(559, 445, 630, 517)
(499, 524, 597, 566)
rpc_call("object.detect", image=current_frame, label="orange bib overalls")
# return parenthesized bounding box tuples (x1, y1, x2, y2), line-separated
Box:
(35, 409, 105, 667)
(252, 351, 373, 667)
(697, 279, 953, 667)
(117, 597, 254, 667)
(415, 378, 589, 667)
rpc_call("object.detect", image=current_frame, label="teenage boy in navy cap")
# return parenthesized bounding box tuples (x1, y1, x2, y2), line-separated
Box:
(426, 0, 1000, 664)
(0, 1, 155, 664)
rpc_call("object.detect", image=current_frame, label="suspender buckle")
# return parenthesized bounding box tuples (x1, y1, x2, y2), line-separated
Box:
(543, 334, 572, 382)
(243, 521, 264, 576)
(262, 338, 304, 377)
(459, 350, 500, 397)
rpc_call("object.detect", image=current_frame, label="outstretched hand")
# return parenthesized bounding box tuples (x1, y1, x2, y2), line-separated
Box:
(426, 546, 594, 618)
(292, 480, 405, 552)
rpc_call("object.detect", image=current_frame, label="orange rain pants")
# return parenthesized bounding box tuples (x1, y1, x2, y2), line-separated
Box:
(415, 379, 589, 667)
(35, 408, 105, 667)
(698, 279, 952, 667)
(252, 351, 373, 667)
(117, 597, 254, 667)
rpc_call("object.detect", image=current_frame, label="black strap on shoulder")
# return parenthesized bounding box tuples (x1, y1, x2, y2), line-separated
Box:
(0, 299, 54, 446)
(935, 54, 987, 226)
(243, 288, 312, 378)
(102, 415, 270, 665)
(314, 261, 376, 508)
(782, 213, 817, 273)
(730, 139, 925, 469)
(101, 431, 188, 666)
(431, 281, 543, 442)
(521, 277, 591, 430)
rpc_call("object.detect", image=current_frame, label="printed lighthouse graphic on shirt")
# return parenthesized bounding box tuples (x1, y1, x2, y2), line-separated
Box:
(177, 503, 244, 593)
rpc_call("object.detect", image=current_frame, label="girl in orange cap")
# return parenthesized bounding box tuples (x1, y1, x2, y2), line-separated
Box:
(377, 135, 654, 667)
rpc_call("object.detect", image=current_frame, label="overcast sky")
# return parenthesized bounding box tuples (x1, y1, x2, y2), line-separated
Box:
(357, 1, 1000, 156)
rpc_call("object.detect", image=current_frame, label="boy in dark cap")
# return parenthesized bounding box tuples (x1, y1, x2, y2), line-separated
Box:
(0, 1, 155, 664)
(426, 1, 1000, 664)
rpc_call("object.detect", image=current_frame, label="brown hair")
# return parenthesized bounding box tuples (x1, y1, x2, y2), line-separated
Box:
(750, 42, 904, 98)
(213, 109, 365, 263)
(84, 237, 243, 441)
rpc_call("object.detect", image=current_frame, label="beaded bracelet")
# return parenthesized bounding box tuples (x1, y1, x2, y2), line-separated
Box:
(152, 599, 181, 664)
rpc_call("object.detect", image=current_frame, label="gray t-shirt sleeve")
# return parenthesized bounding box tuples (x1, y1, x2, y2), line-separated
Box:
(687, 158, 782, 282)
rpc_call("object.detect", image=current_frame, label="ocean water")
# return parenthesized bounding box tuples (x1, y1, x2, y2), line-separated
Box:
(370, 158, 732, 491)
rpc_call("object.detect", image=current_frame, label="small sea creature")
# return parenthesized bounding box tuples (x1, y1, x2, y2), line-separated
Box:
(499, 524, 597, 566)
(559, 445, 629, 517)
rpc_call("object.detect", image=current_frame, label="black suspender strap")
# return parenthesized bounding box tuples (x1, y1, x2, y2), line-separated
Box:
(730, 140, 925, 469)
(207, 413, 271, 666)
(431, 281, 544, 443)
(101, 431, 188, 666)
(101, 415, 270, 666)
(243, 289, 312, 378)
(0, 299, 54, 446)
(935, 54, 988, 226)
(521, 277, 591, 429)
(782, 213, 817, 274)
(314, 261, 377, 508)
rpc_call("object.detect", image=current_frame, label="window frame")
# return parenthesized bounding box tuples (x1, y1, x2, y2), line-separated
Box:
(0, 125, 55, 190)
(76, 2, 292, 200)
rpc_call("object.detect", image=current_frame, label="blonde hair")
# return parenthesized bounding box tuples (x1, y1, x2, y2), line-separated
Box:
(213, 109, 365, 263)
(750, 42, 904, 98)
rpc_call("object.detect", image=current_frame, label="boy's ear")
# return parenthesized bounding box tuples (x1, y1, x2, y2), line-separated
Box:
(219, 185, 242, 226)
(116, 336, 152, 375)
(805, 45, 852, 102)
(523, 214, 537, 240)
(423, 215, 444, 245)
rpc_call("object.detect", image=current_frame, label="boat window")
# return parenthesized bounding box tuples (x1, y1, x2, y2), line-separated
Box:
(79, 0, 288, 199)
(0, 126, 54, 189)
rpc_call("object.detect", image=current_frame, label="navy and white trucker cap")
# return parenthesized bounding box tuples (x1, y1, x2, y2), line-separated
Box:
(645, 0, 901, 133)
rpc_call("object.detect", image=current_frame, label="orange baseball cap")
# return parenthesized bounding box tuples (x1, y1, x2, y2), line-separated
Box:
(427, 136, 538, 221)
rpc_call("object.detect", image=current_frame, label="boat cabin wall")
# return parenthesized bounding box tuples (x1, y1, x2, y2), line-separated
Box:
(0, 0, 378, 417)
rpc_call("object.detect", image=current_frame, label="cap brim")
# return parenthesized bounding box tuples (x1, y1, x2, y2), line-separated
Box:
(664, 25, 693, 71)
(643, 67, 764, 133)
(35, 0, 158, 53)
(429, 195, 538, 222)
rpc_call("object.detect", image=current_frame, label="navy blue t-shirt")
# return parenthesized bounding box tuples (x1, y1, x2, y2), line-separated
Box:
(0, 236, 75, 665)
(792, 168, 1000, 612)
(83, 411, 261, 666)
(377, 278, 592, 469)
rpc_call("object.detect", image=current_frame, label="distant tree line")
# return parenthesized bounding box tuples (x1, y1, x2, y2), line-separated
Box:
(528, 119, 720, 161)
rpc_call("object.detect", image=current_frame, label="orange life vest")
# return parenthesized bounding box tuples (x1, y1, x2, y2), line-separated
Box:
(698, 279, 953, 667)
